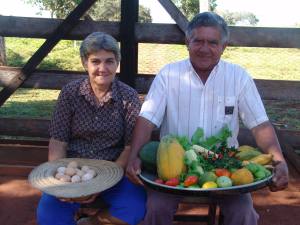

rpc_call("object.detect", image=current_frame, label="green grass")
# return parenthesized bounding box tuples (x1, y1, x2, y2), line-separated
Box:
(138, 43, 300, 81)
(0, 89, 59, 119)
(1, 38, 300, 130)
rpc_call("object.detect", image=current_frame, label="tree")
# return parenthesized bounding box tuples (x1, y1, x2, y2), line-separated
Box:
(172, 0, 258, 25)
(24, 0, 152, 22)
(24, 0, 81, 18)
(217, 10, 259, 26)
(172, 0, 218, 20)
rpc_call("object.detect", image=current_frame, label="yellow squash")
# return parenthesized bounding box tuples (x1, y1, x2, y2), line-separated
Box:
(157, 135, 186, 181)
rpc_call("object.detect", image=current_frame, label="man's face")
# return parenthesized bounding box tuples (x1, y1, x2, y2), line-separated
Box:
(186, 26, 227, 74)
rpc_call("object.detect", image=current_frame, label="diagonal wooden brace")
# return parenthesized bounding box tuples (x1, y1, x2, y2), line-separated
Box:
(158, 0, 189, 32)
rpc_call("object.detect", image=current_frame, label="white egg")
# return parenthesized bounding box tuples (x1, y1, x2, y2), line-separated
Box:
(60, 175, 71, 182)
(71, 175, 81, 183)
(81, 165, 90, 172)
(67, 161, 79, 168)
(76, 170, 85, 177)
(57, 166, 66, 174)
(81, 173, 94, 181)
(86, 169, 96, 178)
(65, 167, 76, 176)
(55, 172, 65, 179)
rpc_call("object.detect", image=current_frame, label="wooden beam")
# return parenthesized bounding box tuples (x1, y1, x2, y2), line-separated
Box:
(0, 164, 35, 176)
(1, 67, 300, 100)
(0, 118, 299, 147)
(0, 16, 120, 40)
(0, 118, 50, 138)
(0, 37, 6, 66)
(282, 144, 300, 174)
(0, 0, 97, 107)
(158, 0, 189, 32)
(119, 0, 139, 87)
(0, 144, 48, 166)
(1, 16, 300, 47)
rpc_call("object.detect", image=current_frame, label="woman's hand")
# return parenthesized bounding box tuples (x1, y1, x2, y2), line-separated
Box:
(126, 157, 143, 186)
(269, 160, 289, 192)
(59, 193, 99, 204)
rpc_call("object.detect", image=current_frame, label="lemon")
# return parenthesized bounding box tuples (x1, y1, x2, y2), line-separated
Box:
(202, 181, 218, 189)
(199, 171, 217, 186)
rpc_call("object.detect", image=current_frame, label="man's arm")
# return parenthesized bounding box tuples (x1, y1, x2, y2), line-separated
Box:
(251, 121, 288, 191)
(48, 138, 67, 161)
(126, 116, 155, 185)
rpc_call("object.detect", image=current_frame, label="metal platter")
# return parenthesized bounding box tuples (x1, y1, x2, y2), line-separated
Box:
(139, 170, 273, 196)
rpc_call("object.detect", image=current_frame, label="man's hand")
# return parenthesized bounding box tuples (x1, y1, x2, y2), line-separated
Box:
(269, 160, 289, 192)
(126, 157, 143, 186)
(59, 193, 99, 204)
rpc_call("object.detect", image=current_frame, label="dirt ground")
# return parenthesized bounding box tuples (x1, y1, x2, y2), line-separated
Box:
(0, 163, 299, 225)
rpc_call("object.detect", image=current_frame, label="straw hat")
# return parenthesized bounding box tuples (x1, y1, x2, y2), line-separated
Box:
(28, 158, 123, 198)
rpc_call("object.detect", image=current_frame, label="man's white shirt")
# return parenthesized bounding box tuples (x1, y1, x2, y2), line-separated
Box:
(140, 59, 268, 147)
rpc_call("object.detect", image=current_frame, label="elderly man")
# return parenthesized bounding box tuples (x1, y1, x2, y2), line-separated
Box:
(126, 11, 288, 225)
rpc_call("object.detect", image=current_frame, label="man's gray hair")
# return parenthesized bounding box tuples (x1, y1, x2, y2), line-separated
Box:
(186, 12, 229, 44)
(80, 32, 121, 63)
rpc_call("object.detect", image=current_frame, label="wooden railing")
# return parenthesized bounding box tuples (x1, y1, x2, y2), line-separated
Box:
(0, 15, 299, 176)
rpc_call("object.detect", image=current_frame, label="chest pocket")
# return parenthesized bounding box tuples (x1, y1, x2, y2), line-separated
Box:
(217, 96, 236, 123)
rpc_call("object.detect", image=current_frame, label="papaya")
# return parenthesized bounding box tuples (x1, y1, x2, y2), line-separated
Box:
(231, 168, 254, 185)
(139, 141, 160, 173)
(157, 135, 186, 181)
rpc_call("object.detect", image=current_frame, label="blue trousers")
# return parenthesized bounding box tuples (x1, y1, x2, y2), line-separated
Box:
(37, 177, 146, 225)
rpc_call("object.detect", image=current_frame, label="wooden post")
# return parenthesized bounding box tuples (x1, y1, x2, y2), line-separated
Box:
(119, 0, 139, 87)
(0, 36, 6, 66)
(0, 0, 97, 107)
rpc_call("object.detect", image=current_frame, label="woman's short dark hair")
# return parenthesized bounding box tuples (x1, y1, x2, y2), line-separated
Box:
(80, 32, 121, 63)
(186, 12, 229, 44)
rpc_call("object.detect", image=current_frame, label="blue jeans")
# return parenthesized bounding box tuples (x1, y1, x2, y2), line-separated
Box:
(37, 177, 146, 225)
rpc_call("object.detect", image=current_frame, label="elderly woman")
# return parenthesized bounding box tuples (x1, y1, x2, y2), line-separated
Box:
(37, 32, 146, 225)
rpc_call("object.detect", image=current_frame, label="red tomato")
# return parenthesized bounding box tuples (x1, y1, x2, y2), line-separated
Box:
(215, 168, 231, 177)
(165, 178, 180, 186)
(183, 175, 198, 187)
(154, 178, 164, 184)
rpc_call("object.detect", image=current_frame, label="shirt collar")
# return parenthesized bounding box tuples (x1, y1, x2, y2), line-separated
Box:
(79, 78, 119, 106)
(187, 58, 222, 81)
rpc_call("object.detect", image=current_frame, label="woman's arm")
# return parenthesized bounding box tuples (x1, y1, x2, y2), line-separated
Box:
(48, 138, 67, 161)
(115, 145, 131, 169)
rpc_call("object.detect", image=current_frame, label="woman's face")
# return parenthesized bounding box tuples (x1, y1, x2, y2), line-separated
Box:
(83, 50, 119, 89)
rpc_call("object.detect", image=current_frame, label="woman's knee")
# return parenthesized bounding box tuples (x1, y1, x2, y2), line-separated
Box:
(37, 193, 80, 225)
